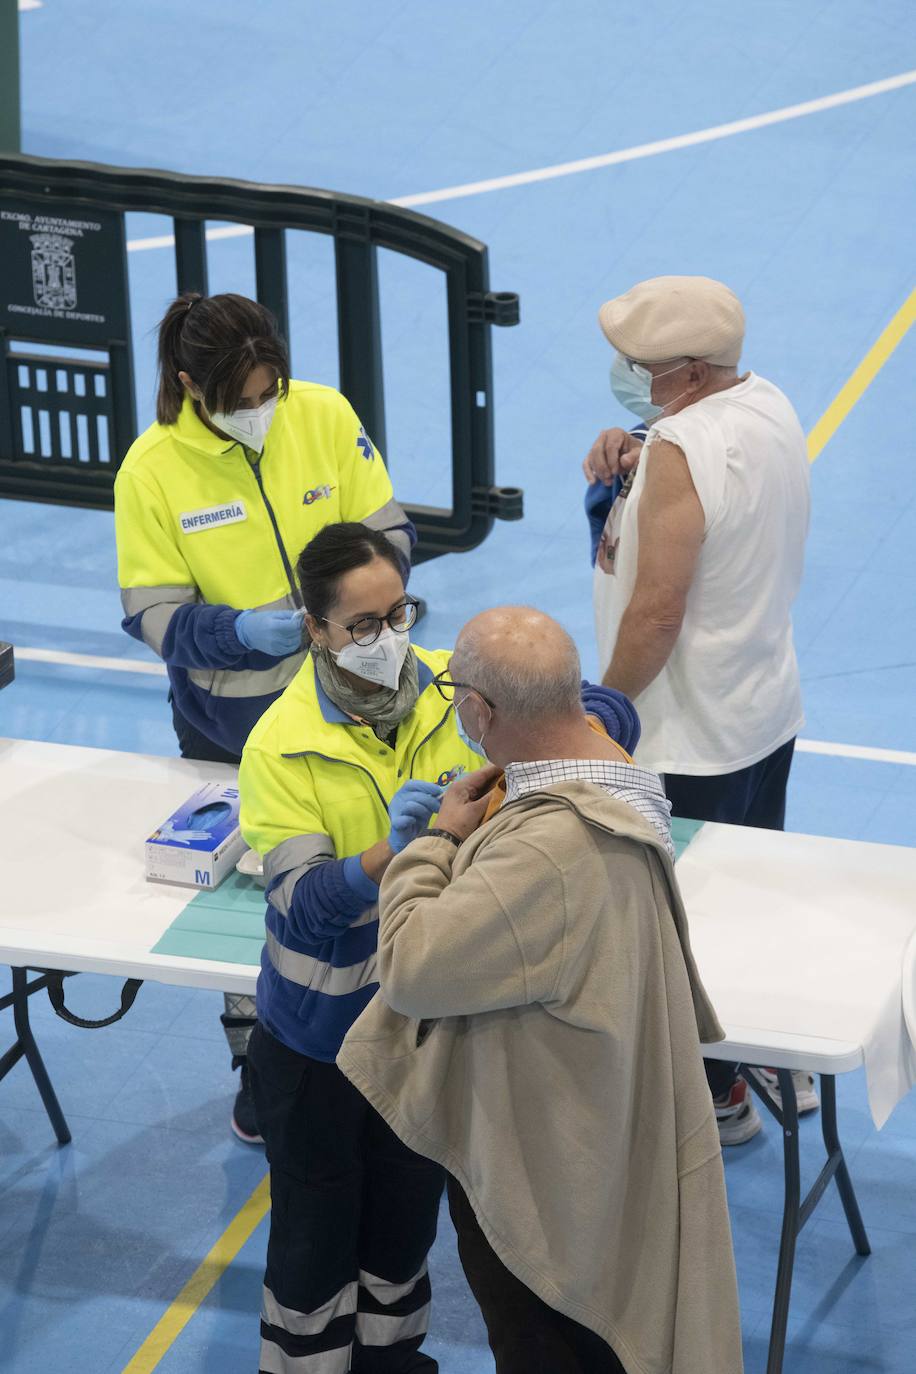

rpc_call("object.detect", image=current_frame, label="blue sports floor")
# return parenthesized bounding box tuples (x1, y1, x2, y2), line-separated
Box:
(2, 2, 916, 1370)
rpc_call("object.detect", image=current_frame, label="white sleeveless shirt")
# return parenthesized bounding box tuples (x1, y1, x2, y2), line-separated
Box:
(593, 373, 810, 776)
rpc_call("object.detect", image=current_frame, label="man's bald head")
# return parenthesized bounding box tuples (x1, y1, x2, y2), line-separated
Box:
(452, 607, 582, 720)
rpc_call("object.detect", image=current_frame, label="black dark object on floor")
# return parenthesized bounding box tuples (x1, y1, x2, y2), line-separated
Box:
(0, 641, 13, 690)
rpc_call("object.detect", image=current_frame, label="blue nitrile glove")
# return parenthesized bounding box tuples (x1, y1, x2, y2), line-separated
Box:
(580, 681, 641, 755)
(235, 608, 304, 656)
(155, 820, 212, 846)
(388, 779, 445, 854)
(186, 802, 231, 831)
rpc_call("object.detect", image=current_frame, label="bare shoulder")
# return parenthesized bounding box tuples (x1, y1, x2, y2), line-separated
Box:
(643, 436, 699, 502)
(645, 435, 688, 470)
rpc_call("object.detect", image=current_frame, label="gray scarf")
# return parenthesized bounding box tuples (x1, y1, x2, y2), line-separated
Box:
(312, 644, 420, 741)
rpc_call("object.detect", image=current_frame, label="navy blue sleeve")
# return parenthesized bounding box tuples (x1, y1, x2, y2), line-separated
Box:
(271, 856, 380, 943)
(580, 681, 641, 754)
(401, 517, 418, 554)
(584, 423, 648, 566)
(585, 480, 620, 567)
(122, 602, 284, 672)
(389, 517, 417, 583)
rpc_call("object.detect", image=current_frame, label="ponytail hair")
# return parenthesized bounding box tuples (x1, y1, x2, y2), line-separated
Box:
(155, 292, 291, 426)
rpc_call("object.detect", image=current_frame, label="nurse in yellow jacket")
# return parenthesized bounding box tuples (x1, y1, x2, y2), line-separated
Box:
(115, 291, 414, 764)
(239, 521, 484, 1374)
(114, 292, 414, 1141)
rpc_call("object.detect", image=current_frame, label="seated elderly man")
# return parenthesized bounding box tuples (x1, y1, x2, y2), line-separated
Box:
(338, 607, 742, 1374)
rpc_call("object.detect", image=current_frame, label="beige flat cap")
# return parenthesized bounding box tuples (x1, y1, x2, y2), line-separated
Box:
(598, 275, 745, 366)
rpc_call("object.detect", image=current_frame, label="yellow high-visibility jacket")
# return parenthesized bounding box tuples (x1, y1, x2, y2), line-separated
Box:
(239, 646, 483, 1059)
(115, 381, 413, 753)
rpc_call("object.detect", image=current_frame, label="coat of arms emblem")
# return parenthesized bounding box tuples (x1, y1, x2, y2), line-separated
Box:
(30, 232, 77, 310)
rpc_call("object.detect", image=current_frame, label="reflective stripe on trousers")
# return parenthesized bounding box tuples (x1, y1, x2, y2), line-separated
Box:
(248, 1031, 442, 1374)
(355, 1265, 432, 1348)
(259, 1265, 431, 1372)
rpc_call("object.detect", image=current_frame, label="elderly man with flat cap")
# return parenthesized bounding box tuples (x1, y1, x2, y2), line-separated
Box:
(586, 275, 811, 1145)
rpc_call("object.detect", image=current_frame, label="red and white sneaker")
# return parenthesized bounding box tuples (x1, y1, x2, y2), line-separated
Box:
(714, 1078, 763, 1146)
(752, 1068, 820, 1115)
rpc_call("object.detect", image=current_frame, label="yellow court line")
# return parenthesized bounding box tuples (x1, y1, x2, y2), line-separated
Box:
(121, 1174, 270, 1373)
(808, 286, 916, 462)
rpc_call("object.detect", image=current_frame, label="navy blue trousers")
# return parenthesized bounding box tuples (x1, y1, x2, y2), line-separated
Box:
(663, 737, 795, 832)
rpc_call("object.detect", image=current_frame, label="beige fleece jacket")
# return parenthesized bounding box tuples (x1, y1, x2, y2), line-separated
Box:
(337, 781, 743, 1374)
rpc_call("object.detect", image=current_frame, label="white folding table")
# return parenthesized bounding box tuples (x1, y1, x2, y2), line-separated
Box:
(678, 822, 916, 1373)
(2, 738, 915, 1374)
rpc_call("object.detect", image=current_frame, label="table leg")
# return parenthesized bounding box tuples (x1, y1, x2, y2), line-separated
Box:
(0, 967, 71, 1145)
(742, 1067, 871, 1374)
(766, 1068, 800, 1374)
(819, 1074, 870, 1257)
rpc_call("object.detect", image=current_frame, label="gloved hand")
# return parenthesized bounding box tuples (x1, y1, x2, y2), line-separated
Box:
(388, 779, 445, 854)
(235, 608, 304, 657)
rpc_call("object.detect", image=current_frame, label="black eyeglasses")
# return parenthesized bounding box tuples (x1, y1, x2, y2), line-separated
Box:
(432, 671, 495, 709)
(323, 597, 420, 647)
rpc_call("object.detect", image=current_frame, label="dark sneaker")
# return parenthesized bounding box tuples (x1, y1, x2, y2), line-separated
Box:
(714, 1077, 763, 1146)
(231, 1062, 264, 1145)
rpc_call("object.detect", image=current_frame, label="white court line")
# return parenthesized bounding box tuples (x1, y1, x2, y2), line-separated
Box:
(123, 66, 916, 255)
(128, 223, 254, 254)
(394, 68, 916, 207)
(794, 738, 916, 767)
(18, 0, 43, 10)
(13, 647, 916, 765)
(15, 646, 167, 677)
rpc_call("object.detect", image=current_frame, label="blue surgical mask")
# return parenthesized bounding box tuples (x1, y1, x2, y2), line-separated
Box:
(610, 352, 690, 424)
(454, 697, 490, 761)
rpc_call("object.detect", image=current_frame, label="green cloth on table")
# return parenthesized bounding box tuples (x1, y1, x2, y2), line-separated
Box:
(152, 821, 705, 965)
(151, 870, 266, 965)
(671, 816, 704, 861)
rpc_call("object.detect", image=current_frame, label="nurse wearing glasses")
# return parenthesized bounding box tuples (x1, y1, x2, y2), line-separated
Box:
(238, 521, 484, 1374)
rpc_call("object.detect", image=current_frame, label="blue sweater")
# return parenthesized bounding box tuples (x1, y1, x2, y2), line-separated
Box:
(257, 854, 382, 1062)
(121, 602, 278, 756)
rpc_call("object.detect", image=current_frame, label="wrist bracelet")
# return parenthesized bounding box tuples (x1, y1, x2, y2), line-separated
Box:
(425, 828, 462, 848)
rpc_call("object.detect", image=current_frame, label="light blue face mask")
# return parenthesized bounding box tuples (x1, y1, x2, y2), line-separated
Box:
(610, 352, 690, 424)
(454, 696, 490, 761)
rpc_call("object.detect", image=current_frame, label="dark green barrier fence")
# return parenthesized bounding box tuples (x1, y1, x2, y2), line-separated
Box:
(0, 154, 522, 562)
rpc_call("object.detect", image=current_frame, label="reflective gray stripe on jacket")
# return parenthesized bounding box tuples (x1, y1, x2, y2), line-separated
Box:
(122, 584, 307, 696)
(262, 833, 378, 991)
(363, 497, 412, 564)
(187, 656, 306, 699)
(263, 833, 336, 918)
(120, 583, 198, 656)
(264, 928, 378, 997)
(120, 585, 300, 657)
